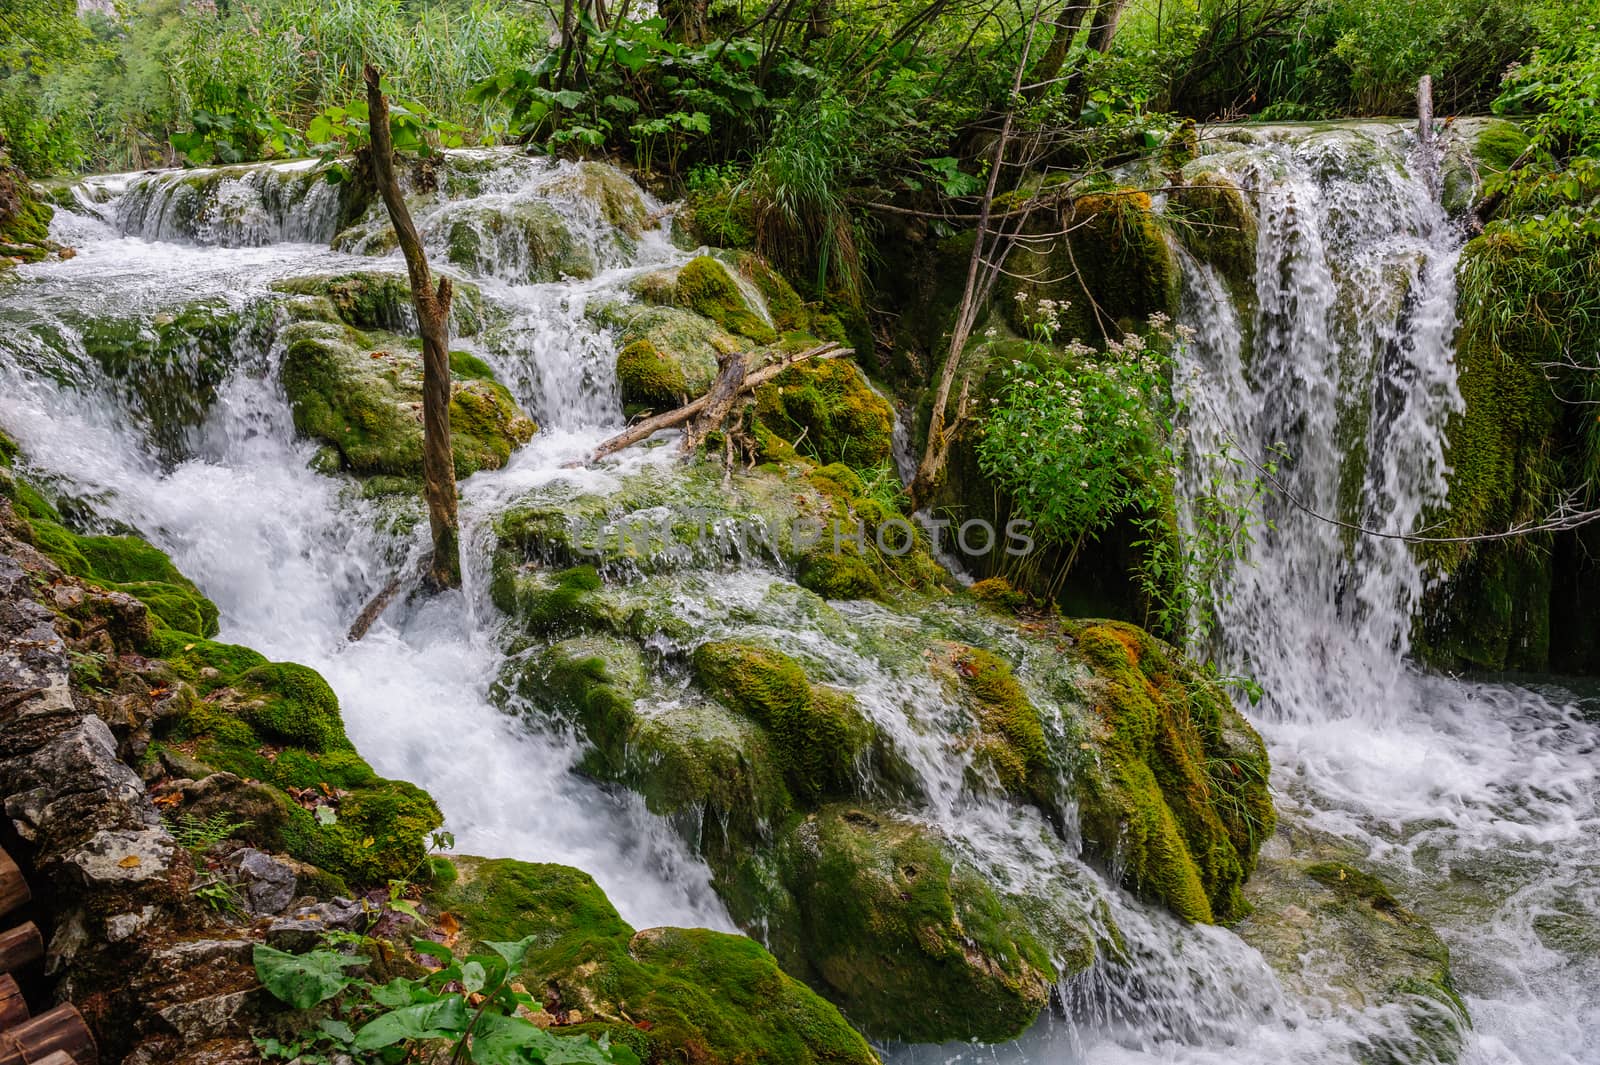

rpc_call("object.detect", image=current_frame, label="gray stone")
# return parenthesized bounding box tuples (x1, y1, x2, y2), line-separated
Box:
(63, 827, 181, 885)
(226, 848, 297, 916)
(266, 897, 369, 951)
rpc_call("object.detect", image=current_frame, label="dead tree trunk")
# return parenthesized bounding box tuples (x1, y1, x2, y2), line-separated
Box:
(911, 8, 1050, 510)
(364, 64, 460, 591)
(1415, 74, 1438, 197)
(586, 342, 847, 463)
(679, 351, 748, 455)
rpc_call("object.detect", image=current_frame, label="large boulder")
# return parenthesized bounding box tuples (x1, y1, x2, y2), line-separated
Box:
(428, 856, 880, 1065)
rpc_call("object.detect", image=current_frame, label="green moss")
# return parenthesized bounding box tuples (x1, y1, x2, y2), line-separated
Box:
(1170, 172, 1258, 308)
(945, 646, 1055, 809)
(767, 806, 1068, 1043)
(279, 321, 535, 480)
(1069, 621, 1273, 924)
(1473, 122, 1529, 174)
(270, 272, 487, 338)
(158, 656, 441, 885)
(736, 253, 810, 332)
(9, 499, 220, 641)
(999, 190, 1180, 342)
(796, 550, 883, 600)
(429, 857, 878, 1065)
(675, 256, 778, 344)
(684, 183, 756, 249)
(754, 358, 894, 469)
(442, 201, 598, 283)
(692, 640, 873, 802)
(0, 163, 54, 259)
(616, 338, 688, 412)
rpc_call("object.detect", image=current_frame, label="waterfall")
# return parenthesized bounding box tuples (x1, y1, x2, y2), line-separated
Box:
(1172, 125, 1600, 1065)
(2, 137, 1597, 1065)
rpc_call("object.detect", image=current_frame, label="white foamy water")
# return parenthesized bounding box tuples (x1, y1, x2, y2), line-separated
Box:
(0, 138, 1594, 1065)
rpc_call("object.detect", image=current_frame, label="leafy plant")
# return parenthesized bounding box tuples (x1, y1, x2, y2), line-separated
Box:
(253, 938, 639, 1065)
(167, 811, 254, 853)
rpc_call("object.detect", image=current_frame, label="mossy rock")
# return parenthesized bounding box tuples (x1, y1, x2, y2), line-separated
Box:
(1415, 225, 1582, 671)
(428, 857, 879, 1065)
(643, 256, 777, 345)
(998, 189, 1180, 342)
(5, 488, 220, 641)
(0, 160, 55, 262)
(617, 338, 688, 413)
(270, 271, 487, 338)
(1068, 620, 1273, 924)
(544, 161, 653, 238)
(443, 200, 598, 283)
(1237, 843, 1468, 1064)
(1170, 171, 1257, 310)
(940, 645, 1057, 811)
(692, 640, 874, 803)
(75, 298, 259, 461)
(279, 321, 535, 479)
(155, 639, 441, 885)
(753, 358, 894, 469)
(756, 805, 1086, 1043)
(592, 301, 743, 398)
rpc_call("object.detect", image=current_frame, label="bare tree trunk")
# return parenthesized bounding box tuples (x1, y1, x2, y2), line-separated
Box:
(679, 350, 748, 455)
(364, 64, 460, 591)
(1415, 74, 1438, 197)
(1023, 1, 1092, 100)
(910, 9, 1049, 510)
(586, 343, 847, 463)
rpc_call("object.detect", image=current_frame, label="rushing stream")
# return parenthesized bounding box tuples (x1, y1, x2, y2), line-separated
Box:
(0, 128, 1595, 1063)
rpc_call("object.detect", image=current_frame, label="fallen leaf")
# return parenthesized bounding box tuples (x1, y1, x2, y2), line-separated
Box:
(118, 855, 142, 868)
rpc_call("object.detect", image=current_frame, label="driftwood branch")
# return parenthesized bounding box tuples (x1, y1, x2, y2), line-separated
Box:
(364, 64, 460, 592)
(679, 349, 749, 454)
(586, 343, 848, 463)
(345, 553, 433, 642)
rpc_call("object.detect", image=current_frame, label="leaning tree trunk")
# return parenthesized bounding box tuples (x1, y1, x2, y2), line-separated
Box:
(363, 64, 460, 590)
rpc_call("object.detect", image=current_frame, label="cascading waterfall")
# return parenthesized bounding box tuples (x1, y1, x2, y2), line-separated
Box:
(1173, 126, 1600, 1065)
(0, 135, 1595, 1065)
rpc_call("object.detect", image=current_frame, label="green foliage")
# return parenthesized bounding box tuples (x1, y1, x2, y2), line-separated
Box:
(254, 938, 638, 1065)
(977, 305, 1175, 557)
(166, 811, 254, 853)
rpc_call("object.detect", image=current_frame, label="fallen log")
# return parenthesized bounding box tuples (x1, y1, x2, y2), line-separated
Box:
(587, 343, 849, 464)
(0, 975, 25, 1028)
(678, 349, 748, 455)
(346, 552, 432, 642)
(0, 1003, 97, 1065)
(0, 925, 41, 975)
(0, 851, 26, 920)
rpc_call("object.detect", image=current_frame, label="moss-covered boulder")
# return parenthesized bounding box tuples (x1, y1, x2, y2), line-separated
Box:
(1415, 222, 1600, 673)
(151, 631, 442, 887)
(753, 357, 894, 469)
(278, 319, 534, 479)
(939, 645, 1058, 811)
(999, 188, 1179, 342)
(692, 640, 874, 803)
(0, 154, 57, 264)
(661, 256, 778, 344)
(1069, 620, 1273, 924)
(442, 200, 599, 283)
(1, 475, 221, 640)
(543, 160, 654, 238)
(270, 271, 487, 338)
(428, 857, 880, 1065)
(748, 806, 1092, 1044)
(1170, 171, 1257, 310)
(1237, 839, 1468, 1064)
(595, 300, 745, 399)
(617, 338, 689, 413)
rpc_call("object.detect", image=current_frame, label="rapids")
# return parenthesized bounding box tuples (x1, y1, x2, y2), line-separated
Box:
(0, 133, 1595, 1064)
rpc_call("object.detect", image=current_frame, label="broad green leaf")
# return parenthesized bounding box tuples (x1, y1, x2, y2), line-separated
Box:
(253, 945, 366, 1009)
(353, 995, 470, 1050)
(482, 934, 538, 971)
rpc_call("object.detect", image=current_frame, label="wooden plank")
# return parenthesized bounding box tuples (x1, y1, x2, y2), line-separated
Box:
(0, 1003, 97, 1065)
(0, 974, 25, 1029)
(0, 924, 42, 975)
(0, 850, 27, 921)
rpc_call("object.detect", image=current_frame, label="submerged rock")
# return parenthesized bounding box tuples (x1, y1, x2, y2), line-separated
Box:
(428, 856, 881, 1065)
(1237, 833, 1469, 1063)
